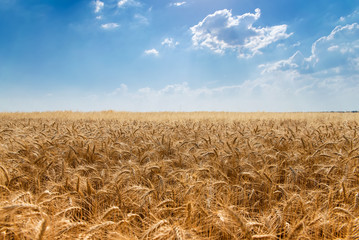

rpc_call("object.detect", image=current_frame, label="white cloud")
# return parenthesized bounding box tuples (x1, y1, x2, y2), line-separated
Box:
(118, 0, 141, 8)
(190, 8, 292, 57)
(94, 0, 104, 13)
(144, 48, 159, 56)
(171, 2, 186, 7)
(262, 23, 359, 74)
(101, 23, 120, 29)
(96, 15, 102, 20)
(161, 38, 179, 47)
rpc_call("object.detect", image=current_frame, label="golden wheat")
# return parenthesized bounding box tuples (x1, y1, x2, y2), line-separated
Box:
(0, 111, 358, 239)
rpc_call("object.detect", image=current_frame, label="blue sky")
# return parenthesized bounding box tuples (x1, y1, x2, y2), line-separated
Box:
(0, 0, 358, 112)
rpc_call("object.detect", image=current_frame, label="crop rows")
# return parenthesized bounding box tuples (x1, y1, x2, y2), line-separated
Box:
(0, 113, 359, 239)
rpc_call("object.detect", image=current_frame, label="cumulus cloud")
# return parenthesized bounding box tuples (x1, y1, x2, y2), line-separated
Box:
(262, 23, 359, 74)
(161, 38, 179, 47)
(94, 0, 104, 13)
(171, 2, 186, 7)
(101, 23, 120, 29)
(310, 23, 359, 73)
(118, 0, 141, 8)
(190, 8, 292, 57)
(144, 48, 159, 56)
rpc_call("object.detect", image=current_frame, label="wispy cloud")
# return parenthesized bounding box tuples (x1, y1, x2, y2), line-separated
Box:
(134, 14, 149, 25)
(108, 84, 128, 96)
(118, 0, 141, 8)
(101, 23, 120, 29)
(338, 9, 359, 24)
(190, 8, 292, 57)
(94, 0, 104, 13)
(144, 48, 159, 56)
(161, 38, 179, 47)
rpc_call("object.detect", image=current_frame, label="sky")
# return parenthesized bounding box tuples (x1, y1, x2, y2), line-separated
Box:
(0, 0, 358, 112)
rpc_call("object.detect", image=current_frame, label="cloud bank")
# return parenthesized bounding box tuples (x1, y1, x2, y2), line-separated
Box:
(6, 71, 358, 112)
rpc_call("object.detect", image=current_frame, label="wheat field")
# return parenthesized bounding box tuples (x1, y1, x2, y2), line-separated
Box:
(0, 112, 359, 239)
